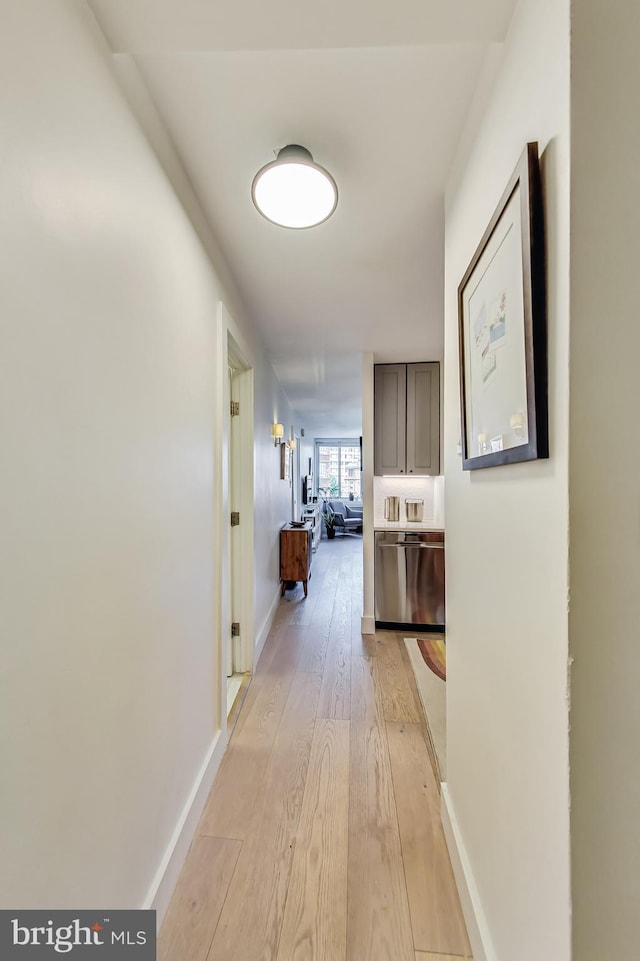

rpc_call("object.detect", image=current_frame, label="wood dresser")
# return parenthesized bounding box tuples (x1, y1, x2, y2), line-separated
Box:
(280, 522, 312, 596)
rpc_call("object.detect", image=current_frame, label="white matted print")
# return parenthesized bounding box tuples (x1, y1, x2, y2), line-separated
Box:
(463, 189, 528, 457)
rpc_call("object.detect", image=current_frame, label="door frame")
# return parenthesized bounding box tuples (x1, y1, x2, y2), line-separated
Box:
(227, 338, 254, 674)
(214, 303, 254, 734)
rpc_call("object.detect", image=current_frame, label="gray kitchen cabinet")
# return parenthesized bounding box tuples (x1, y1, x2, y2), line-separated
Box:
(374, 364, 406, 474)
(406, 362, 440, 474)
(374, 362, 440, 475)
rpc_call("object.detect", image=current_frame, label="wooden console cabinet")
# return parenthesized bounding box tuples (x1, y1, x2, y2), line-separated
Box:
(280, 523, 312, 597)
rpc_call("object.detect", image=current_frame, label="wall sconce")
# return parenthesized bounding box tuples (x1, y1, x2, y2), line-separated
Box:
(289, 438, 297, 451)
(272, 423, 284, 446)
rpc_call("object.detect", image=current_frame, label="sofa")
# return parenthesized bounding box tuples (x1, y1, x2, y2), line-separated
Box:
(325, 498, 363, 534)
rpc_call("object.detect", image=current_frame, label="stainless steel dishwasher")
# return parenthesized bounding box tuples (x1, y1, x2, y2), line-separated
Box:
(374, 530, 445, 629)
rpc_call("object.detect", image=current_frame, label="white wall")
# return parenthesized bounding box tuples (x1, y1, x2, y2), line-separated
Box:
(362, 353, 375, 632)
(252, 361, 294, 653)
(108, 50, 293, 671)
(442, 0, 571, 958)
(298, 436, 315, 490)
(569, 2, 640, 956)
(0, 0, 290, 913)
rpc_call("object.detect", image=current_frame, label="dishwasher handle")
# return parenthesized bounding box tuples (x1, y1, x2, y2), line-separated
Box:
(378, 541, 444, 549)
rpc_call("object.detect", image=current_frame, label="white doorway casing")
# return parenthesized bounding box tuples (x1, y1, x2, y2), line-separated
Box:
(214, 303, 255, 732)
(228, 344, 254, 674)
(361, 352, 376, 635)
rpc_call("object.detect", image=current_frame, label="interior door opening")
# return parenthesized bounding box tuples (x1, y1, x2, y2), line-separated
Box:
(225, 334, 255, 720)
(227, 363, 241, 713)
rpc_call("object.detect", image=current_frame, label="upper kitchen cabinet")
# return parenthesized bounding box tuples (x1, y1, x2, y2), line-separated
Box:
(406, 362, 440, 474)
(374, 364, 406, 474)
(374, 362, 440, 475)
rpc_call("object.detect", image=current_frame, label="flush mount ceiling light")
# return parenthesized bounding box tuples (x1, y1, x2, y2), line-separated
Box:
(251, 145, 338, 229)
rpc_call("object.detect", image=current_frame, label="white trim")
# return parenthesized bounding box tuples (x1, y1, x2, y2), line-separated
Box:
(441, 783, 496, 961)
(214, 304, 231, 730)
(215, 304, 256, 700)
(145, 729, 226, 927)
(231, 361, 254, 673)
(254, 584, 282, 666)
(361, 353, 375, 632)
(361, 614, 375, 635)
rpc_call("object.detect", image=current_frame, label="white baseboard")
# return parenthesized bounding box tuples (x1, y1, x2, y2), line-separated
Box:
(145, 729, 226, 928)
(361, 614, 375, 635)
(254, 584, 282, 666)
(441, 783, 496, 961)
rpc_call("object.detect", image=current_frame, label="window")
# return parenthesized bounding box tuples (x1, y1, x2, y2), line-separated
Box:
(315, 439, 361, 499)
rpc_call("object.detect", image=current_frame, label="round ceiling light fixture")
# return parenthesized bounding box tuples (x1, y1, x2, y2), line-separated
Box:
(251, 145, 338, 229)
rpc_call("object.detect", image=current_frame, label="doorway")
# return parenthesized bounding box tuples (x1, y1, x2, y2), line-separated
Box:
(226, 338, 254, 717)
(211, 305, 255, 732)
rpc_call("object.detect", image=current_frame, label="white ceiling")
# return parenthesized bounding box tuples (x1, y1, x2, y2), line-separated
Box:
(89, 0, 516, 436)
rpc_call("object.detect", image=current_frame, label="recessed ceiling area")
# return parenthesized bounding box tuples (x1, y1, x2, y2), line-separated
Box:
(89, 0, 516, 436)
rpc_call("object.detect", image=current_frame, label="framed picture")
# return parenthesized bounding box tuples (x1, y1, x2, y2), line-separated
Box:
(458, 142, 548, 470)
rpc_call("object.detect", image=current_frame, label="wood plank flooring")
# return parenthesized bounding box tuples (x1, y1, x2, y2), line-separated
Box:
(158, 534, 472, 961)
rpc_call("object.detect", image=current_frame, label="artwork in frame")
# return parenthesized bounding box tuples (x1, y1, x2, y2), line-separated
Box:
(457, 142, 548, 470)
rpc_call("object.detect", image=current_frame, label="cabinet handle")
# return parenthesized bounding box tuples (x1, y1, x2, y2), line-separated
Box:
(378, 542, 444, 550)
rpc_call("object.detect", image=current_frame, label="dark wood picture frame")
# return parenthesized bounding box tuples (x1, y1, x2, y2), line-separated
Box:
(457, 142, 548, 470)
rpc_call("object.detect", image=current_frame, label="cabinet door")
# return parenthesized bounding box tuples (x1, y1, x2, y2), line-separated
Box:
(280, 528, 310, 582)
(374, 364, 407, 475)
(406, 362, 440, 475)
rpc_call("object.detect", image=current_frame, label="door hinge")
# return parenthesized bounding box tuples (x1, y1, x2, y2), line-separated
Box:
(231, 622, 240, 637)
(230, 511, 240, 527)
(230, 400, 240, 417)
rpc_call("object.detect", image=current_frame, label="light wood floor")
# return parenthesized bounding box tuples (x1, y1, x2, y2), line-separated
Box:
(159, 534, 471, 961)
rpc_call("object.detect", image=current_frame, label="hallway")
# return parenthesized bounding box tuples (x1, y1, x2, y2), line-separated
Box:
(158, 534, 471, 961)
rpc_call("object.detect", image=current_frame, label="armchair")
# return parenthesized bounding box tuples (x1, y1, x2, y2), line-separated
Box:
(327, 499, 363, 534)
